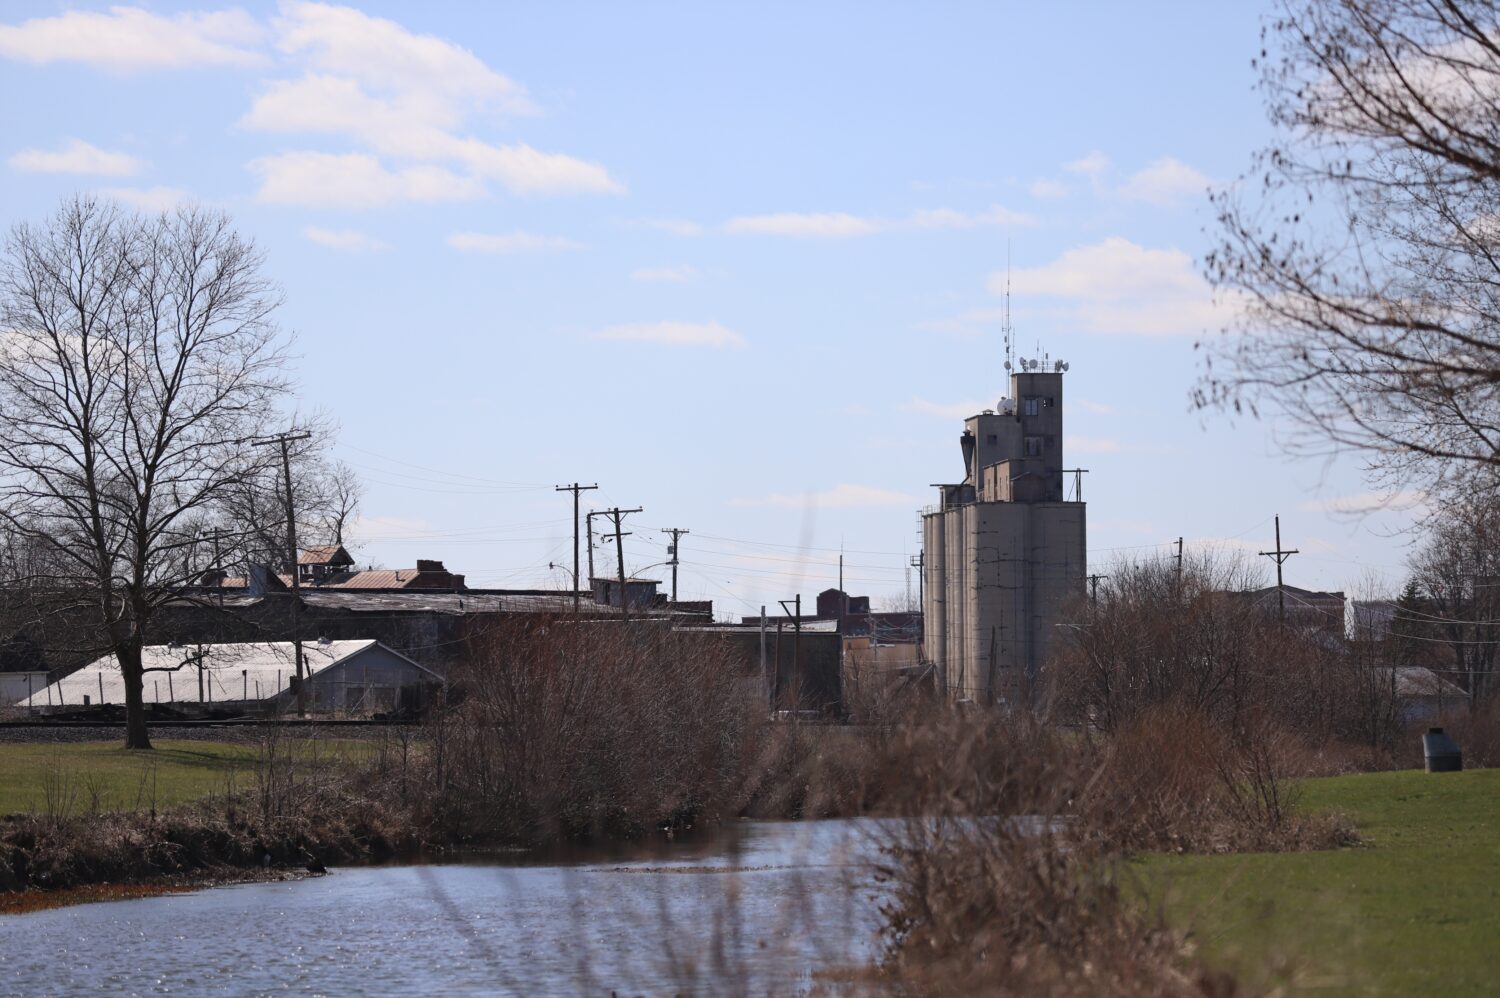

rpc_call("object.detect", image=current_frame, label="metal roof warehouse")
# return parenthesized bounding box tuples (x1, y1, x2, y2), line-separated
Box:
(18, 639, 439, 713)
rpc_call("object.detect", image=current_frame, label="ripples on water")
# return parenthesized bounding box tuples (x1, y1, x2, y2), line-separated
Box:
(0, 819, 893, 996)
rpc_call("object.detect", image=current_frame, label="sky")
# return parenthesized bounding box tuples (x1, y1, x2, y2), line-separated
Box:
(0, 2, 1427, 617)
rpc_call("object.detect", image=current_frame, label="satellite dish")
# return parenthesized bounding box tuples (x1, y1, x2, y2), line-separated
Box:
(1004, 361, 1011, 370)
(1061, 361, 1070, 371)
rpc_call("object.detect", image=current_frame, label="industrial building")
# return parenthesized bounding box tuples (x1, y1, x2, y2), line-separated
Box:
(921, 363, 1087, 705)
(17, 639, 438, 714)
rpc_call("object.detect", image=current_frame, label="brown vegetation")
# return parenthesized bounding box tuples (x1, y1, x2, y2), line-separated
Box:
(1049, 551, 1408, 757)
(417, 619, 751, 843)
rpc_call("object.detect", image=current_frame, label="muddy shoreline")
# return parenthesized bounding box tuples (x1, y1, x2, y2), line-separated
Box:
(0, 867, 319, 915)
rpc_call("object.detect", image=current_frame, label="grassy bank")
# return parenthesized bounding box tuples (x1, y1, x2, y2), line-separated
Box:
(0, 739, 370, 815)
(1141, 768, 1500, 993)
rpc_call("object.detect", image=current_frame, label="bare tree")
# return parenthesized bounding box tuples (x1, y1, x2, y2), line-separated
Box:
(1050, 551, 1271, 732)
(219, 426, 359, 576)
(318, 460, 362, 550)
(1409, 496, 1500, 701)
(0, 197, 294, 748)
(1200, 0, 1500, 499)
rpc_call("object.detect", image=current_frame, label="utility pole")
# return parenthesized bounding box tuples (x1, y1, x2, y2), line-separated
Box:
(759, 605, 768, 708)
(778, 594, 802, 704)
(1088, 573, 1109, 605)
(911, 551, 925, 645)
(1174, 537, 1184, 596)
(555, 483, 598, 612)
(1258, 515, 1299, 626)
(600, 507, 642, 620)
(251, 430, 312, 716)
(586, 511, 603, 582)
(660, 527, 690, 603)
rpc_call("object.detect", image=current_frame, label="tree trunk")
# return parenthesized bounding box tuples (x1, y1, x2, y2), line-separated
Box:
(116, 641, 152, 750)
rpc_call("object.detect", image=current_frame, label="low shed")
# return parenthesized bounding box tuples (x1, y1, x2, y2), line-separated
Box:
(18, 639, 438, 713)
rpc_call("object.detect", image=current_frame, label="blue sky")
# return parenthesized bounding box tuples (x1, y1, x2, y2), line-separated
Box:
(0, 2, 1423, 615)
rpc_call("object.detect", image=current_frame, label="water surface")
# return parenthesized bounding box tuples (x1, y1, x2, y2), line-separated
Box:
(0, 819, 889, 996)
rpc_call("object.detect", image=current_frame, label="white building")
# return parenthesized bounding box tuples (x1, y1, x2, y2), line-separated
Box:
(1, 671, 49, 706)
(18, 639, 438, 713)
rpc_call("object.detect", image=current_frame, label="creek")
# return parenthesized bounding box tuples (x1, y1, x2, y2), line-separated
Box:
(0, 818, 891, 995)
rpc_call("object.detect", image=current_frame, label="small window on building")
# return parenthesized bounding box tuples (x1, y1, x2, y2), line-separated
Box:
(1022, 397, 1040, 417)
(1025, 436, 1042, 457)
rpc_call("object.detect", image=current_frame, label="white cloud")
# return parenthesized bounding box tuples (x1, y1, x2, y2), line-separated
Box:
(898, 397, 991, 419)
(592, 321, 745, 349)
(96, 186, 192, 211)
(725, 212, 882, 238)
(236, 5, 622, 201)
(447, 231, 583, 254)
(303, 226, 387, 252)
(0, 6, 265, 70)
(993, 236, 1234, 336)
(729, 484, 921, 509)
(274, 2, 534, 115)
(459, 141, 621, 195)
(1065, 435, 1122, 454)
(1297, 489, 1428, 515)
(630, 265, 697, 283)
(249, 152, 485, 208)
(1118, 157, 1211, 206)
(1064, 151, 1111, 176)
(243, 76, 620, 196)
(908, 205, 1036, 229)
(1029, 178, 1068, 200)
(10, 139, 142, 176)
(725, 205, 1031, 238)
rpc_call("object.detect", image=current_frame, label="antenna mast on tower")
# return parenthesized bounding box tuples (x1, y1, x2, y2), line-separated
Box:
(1003, 240, 1015, 376)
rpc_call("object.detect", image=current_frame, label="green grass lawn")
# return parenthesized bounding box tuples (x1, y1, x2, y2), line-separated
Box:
(1138, 767, 1500, 994)
(0, 738, 370, 815)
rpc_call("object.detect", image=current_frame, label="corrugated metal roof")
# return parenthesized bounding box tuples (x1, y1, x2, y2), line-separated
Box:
(18, 639, 397, 707)
(299, 591, 635, 615)
(324, 570, 418, 588)
(218, 568, 451, 590)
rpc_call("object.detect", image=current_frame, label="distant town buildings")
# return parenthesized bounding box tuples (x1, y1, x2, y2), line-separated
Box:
(921, 364, 1087, 705)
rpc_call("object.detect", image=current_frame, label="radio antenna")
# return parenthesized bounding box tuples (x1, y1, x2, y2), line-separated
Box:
(1003, 240, 1015, 375)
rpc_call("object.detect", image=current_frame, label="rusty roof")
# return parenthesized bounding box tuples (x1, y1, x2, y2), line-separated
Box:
(299, 544, 353, 566)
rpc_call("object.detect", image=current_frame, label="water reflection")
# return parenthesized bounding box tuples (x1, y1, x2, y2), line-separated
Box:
(0, 819, 890, 996)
